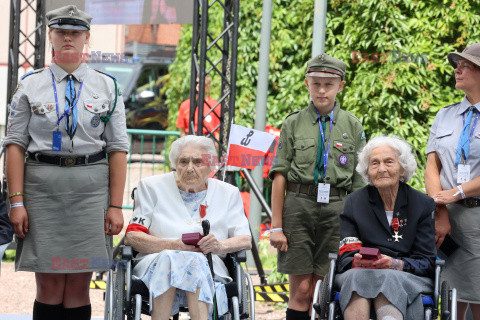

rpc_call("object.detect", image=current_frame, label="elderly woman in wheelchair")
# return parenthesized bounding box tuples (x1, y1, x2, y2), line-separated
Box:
(333, 136, 437, 320)
(124, 135, 252, 320)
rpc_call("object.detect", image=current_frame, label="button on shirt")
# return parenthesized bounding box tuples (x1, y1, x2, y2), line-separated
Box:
(4, 63, 129, 155)
(427, 96, 480, 191)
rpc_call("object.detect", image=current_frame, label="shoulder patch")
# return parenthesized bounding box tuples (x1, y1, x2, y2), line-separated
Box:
(360, 131, 366, 141)
(20, 68, 45, 80)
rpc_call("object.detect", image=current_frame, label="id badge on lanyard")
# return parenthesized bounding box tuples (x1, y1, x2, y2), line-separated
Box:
(457, 110, 479, 183)
(457, 163, 471, 184)
(317, 183, 331, 203)
(316, 108, 334, 203)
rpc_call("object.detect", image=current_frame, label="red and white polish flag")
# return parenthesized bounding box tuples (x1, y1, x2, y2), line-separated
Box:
(227, 124, 277, 170)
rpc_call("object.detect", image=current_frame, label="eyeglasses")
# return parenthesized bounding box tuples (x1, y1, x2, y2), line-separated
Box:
(456, 62, 479, 72)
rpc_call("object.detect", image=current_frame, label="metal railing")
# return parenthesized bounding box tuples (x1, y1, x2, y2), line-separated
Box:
(124, 129, 180, 209)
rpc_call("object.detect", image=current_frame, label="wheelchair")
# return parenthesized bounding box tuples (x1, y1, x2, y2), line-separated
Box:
(104, 245, 256, 320)
(311, 253, 458, 320)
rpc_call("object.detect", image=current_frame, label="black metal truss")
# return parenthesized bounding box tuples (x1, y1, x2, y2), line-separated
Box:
(6, 0, 46, 107)
(189, 0, 240, 163)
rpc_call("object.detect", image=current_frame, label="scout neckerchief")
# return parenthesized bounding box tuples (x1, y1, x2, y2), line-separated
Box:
(49, 69, 84, 151)
(455, 106, 478, 165)
(455, 106, 479, 183)
(314, 107, 334, 185)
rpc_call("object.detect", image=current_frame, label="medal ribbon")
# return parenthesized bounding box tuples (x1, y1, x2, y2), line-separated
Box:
(314, 108, 334, 184)
(49, 68, 84, 138)
(391, 217, 399, 231)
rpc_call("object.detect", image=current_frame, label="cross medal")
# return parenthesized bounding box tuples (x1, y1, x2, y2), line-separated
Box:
(391, 216, 403, 242)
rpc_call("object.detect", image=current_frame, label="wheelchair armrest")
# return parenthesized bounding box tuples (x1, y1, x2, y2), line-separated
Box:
(122, 246, 133, 261)
(433, 259, 444, 312)
(435, 259, 445, 267)
(231, 250, 247, 263)
(328, 253, 338, 261)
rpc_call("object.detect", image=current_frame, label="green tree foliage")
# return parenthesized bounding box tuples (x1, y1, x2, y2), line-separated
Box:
(165, 0, 480, 190)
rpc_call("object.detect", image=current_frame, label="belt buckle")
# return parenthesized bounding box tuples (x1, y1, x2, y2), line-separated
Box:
(62, 157, 76, 167)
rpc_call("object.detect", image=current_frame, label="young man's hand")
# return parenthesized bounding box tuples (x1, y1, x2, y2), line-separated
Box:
(270, 231, 288, 252)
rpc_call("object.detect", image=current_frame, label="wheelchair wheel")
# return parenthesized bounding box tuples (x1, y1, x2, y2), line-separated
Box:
(441, 281, 450, 320)
(318, 273, 330, 320)
(113, 262, 126, 320)
(240, 267, 255, 320)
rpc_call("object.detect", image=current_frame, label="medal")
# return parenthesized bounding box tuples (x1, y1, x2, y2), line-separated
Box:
(391, 216, 403, 242)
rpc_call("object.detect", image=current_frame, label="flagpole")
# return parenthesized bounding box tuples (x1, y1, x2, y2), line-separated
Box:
(248, 0, 273, 270)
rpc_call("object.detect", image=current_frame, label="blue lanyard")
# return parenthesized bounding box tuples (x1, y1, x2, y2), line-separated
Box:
(316, 108, 334, 180)
(49, 68, 84, 129)
(463, 109, 479, 141)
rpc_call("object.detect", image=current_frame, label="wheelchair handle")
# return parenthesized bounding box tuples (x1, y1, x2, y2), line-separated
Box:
(202, 220, 210, 236)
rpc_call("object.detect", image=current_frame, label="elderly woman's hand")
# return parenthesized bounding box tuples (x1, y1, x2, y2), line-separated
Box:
(352, 253, 402, 270)
(434, 188, 462, 205)
(173, 239, 201, 252)
(198, 234, 225, 255)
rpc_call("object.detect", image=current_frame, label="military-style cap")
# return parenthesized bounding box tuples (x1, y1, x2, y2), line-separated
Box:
(46, 5, 92, 31)
(448, 43, 480, 69)
(306, 53, 346, 78)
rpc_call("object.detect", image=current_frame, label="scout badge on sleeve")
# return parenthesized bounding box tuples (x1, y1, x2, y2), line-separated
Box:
(391, 213, 403, 242)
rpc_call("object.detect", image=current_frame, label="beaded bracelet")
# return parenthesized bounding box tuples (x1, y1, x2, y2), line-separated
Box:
(8, 191, 24, 198)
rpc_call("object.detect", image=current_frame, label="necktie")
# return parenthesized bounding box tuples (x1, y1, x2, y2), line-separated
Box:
(455, 107, 475, 166)
(314, 115, 330, 184)
(65, 75, 77, 139)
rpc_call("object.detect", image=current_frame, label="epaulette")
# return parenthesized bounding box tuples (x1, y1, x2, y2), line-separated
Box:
(442, 102, 461, 110)
(20, 68, 44, 80)
(94, 69, 116, 81)
(94, 69, 121, 96)
(285, 110, 300, 119)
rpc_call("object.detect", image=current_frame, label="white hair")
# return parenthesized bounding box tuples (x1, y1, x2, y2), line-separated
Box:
(169, 135, 217, 169)
(356, 135, 417, 184)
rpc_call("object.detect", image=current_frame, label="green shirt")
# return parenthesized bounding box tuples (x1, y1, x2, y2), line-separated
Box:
(269, 101, 366, 192)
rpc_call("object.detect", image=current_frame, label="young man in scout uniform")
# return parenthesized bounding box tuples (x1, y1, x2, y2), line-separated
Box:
(269, 53, 366, 320)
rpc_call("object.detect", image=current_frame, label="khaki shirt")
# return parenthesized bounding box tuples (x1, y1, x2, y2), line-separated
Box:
(4, 63, 129, 155)
(269, 101, 366, 192)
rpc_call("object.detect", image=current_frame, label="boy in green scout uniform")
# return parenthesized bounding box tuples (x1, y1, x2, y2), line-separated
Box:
(269, 53, 366, 320)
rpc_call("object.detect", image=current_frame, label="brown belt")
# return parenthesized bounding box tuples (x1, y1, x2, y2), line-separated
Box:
(286, 182, 348, 197)
(456, 198, 480, 208)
